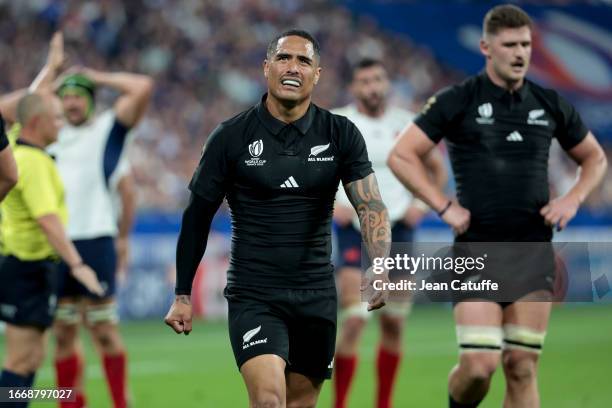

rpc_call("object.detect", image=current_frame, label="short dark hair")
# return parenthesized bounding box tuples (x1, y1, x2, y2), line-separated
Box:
(352, 58, 385, 78)
(483, 4, 533, 37)
(266, 29, 321, 60)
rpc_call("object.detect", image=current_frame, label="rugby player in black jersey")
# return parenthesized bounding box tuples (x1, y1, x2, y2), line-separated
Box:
(165, 30, 391, 408)
(388, 5, 606, 408)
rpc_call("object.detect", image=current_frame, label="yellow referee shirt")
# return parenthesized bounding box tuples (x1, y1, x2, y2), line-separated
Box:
(0, 139, 67, 261)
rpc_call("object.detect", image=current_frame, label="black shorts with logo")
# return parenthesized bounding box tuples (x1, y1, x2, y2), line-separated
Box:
(224, 285, 337, 379)
(0, 255, 59, 329)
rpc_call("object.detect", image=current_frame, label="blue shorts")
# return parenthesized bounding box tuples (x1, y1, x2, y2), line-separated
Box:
(58, 237, 116, 299)
(0, 255, 59, 329)
(335, 221, 414, 269)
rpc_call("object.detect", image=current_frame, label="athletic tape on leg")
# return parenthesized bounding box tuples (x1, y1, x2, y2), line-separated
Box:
(55, 304, 81, 324)
(86, 303, 119, 324)
(339, 302, 370, 322)
(503, 324, 546, 354)
(456, 325, 503, 353)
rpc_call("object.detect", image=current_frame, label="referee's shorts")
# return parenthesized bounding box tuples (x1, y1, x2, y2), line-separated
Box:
(225, 285, 337, 380)
(0, 255, 59, 329)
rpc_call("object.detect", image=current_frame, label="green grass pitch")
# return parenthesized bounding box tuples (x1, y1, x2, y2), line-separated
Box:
(2, 304, 609, 407)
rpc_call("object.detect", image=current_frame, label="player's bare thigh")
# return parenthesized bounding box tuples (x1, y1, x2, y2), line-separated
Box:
(285, 371, 323, 408)
(241, 354, 287, 408)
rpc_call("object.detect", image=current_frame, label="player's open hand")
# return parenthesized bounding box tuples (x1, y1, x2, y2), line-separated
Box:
(47, 32, 65, 72)
(164, 295, 193, 335)
(361, 268, 389, 311)
(540, 195, 580, 231)
(70, 264, 105, 297)
(441, 202, 471, 236)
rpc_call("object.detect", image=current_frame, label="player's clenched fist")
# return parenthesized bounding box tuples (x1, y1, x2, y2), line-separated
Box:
(164, 295, 193, 335)
(441, 201, 471, 235)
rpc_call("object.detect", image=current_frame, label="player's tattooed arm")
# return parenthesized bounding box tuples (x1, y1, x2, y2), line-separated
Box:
(343, 173, 391, 262)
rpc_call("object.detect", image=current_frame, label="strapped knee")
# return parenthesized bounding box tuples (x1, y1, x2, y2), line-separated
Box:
(85, 303, 119, 325)
(339, 302, 370, 322)
(54, 303, 81, 324)
(503, 324, 546, 354)
(380, 301, 412, 318)
(456, 325, 503, 354)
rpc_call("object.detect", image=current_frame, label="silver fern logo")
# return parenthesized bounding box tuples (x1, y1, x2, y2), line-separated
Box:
(310, 143, 330, 157)
(308, 143, 334, 162)
(242, 325, 268, 350)
(243, 325, 261, 343)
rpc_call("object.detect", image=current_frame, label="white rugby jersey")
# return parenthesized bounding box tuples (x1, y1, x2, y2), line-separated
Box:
(48, 110, 130, 239)
(333, 104, 415, 226)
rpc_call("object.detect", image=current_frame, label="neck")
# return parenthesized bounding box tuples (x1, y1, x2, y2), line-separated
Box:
(265, 93, 310, 123)
(485, 64, 523, 92)
(356, 100, 386, 118)
(19, 129, 47, 149)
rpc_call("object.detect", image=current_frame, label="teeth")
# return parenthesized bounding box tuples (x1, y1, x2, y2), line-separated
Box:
(282, 79, 300, 87)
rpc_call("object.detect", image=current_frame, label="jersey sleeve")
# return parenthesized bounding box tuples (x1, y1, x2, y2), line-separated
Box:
(19, 154, 62, 219)
(188, 125, 230, 203)
(553, 93, 589, 151)
(338, 119, 373, 185)
(413, 85, 465, 143)
(0, 114, 8, 151)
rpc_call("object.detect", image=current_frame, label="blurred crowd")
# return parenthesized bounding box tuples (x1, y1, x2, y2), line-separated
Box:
(1, 0, 610, 213)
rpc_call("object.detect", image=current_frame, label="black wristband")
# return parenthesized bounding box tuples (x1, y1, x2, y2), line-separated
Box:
(437, 200, 452, 217)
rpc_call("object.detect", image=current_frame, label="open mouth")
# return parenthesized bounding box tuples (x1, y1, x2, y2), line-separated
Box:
(281, 78, 301, 88)
(511, 61, 525, 70)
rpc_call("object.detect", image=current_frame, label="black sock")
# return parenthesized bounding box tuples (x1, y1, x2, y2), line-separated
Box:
(449, 394, 482, 408)
(24, 372, 36, 388)
(0, 369, 30, 408)
(0, 369, 28, 387)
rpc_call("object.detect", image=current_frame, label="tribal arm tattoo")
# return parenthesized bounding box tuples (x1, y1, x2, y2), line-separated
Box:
(343, 173, 391, 263)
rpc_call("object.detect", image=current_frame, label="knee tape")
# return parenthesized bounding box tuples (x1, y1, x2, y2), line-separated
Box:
(456, 325, 503, 353)
(503, 324, 546, 354)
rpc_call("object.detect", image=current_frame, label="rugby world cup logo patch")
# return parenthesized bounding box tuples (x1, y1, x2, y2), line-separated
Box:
(249, 139, 263, 158)
(245, 140, 266, 166)
(476, 103, 494, 125)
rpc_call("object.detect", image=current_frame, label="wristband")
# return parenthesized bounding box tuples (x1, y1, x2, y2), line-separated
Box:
(437, 200, 452, 217)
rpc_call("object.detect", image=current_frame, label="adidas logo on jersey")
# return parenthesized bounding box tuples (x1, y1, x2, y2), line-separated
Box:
(476, 103, 495, 125)
(280, 176, 299, 188)
(527, 109, 549, 126)
(506, 131, 524, 142)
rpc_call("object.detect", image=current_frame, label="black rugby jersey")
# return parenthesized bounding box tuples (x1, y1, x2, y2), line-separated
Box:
(414, 72, 588, 241)
(189, 94, 373, 288)
(0, 114, 8, 151)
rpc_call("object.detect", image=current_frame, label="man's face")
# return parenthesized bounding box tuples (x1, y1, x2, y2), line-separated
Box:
(481, 26, 532, 84)
(264, 35, 321, 104)
(61, 92, 89, 126)
(351, 64, 389, 113)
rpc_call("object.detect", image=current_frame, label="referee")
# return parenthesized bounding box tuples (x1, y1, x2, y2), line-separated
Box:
(165, 30, 391, 408)
(0, 112, 17, 202)
(0, 93, 103, 401)
(389, 5, 606, 407)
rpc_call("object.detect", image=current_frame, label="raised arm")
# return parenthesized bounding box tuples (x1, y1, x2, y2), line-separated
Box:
(343, 173, 391, 310)
(81, 68, 153, 128)
(0, 32, 64, 123)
